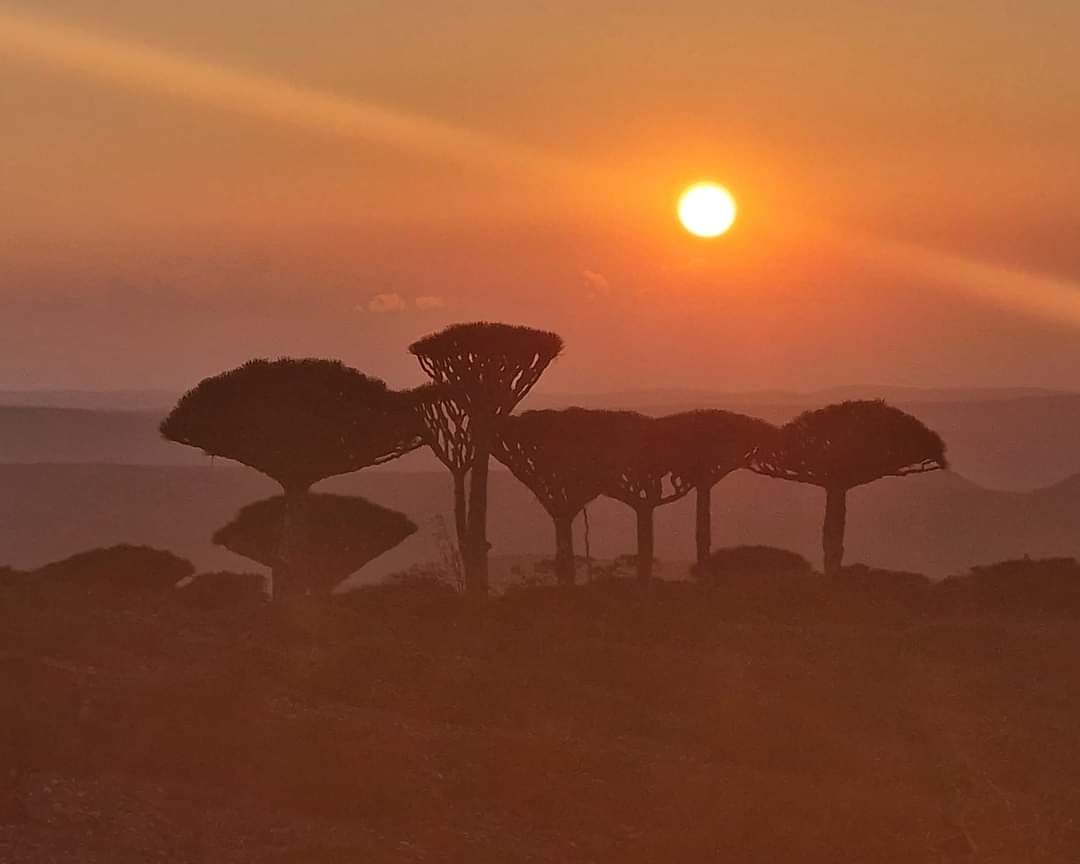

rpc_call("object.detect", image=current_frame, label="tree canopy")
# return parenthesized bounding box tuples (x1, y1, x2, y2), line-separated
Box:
(409, 322, 564, 418)
(659, 409, 777, 496)
(213, 494, 417, 593)
(411, 383, 475, 476)
(597, 411, 693, 510)
(160, 358, 423, 492)
(493, 408, 612, 518)
(751, 400, 947, 490)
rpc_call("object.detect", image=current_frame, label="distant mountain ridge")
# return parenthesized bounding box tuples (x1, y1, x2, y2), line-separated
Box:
(0, 389, 178, 412)
(5, 387, 1080, 490)
(1, 385, 1072, 413)
(529, 385, 1076, 410)
(3, 463, 1080, 579)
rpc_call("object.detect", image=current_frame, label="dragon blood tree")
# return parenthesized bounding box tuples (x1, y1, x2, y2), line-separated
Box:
(161, 359, 422, 598)
(409, 323, 563, 594)
(592, 410, 693, 586)
(660, 410, 777, 566)
(751, 400, 947, 575)
(213, 493, 417, 594)
(493, 408, 612, 586)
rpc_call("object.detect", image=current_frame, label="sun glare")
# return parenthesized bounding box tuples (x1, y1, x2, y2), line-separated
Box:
(678, 183, 736, 238)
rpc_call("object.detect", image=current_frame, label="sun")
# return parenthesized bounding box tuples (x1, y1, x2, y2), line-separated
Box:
(678, 182, 737, 238)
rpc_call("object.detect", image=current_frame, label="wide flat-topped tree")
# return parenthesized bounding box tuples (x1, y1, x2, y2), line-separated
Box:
(660, 410, 777, 566)
(752, 400, 947, 574)
(214, 494, 417, 595)
(161, 358, 423, 596)
(410, 322, 563, 594)
(493, 408, 612, 586)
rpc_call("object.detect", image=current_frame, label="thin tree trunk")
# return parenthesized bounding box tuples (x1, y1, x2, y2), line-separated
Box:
(554, 514, 575, 587)
(823, 486, 847, 576)
(695, 484, 712, 567)
(583, 506, 592, 582)
(274, 487, 309, 600)
(466, 440, 491, 595)
(636, 507, 655, 586)
(452, 470, 468, 560)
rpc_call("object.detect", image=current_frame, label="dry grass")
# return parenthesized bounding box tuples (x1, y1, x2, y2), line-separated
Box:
(2, 576, 1080, 862)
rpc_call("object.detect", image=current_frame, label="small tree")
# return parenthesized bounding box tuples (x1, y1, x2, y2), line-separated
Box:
(751, 400, 946, 575)
(409, 323, 563, 594)
(213, 493, 417, 594)
(661, 410, 777, 566)
(161, 359, 422, 597)
(493, 408, 611, 586)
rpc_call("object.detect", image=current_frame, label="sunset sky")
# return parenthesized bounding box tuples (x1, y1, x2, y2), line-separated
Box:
(3, 1, 1079, 393)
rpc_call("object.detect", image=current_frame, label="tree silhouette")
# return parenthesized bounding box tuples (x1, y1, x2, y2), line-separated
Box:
(493, 408, 611, 586)
(160, 359, 422, 597)
(213, 493, 417, 594)
(751, 400, 947, 575)
(593, 411, 693, 585)
(661, 410, 777, 566)
(409, 323, 563, 594)
(410, 383, 474, 559)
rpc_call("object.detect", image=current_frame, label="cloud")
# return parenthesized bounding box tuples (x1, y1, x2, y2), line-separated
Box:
(365, 293, 407, 313)
(582, 269, 612, 301)
(415, 295, 446, 310)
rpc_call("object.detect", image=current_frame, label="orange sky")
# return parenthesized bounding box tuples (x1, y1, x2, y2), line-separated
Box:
(2, 2, 1079, 392)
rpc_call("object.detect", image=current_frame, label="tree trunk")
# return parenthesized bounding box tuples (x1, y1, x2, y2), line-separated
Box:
(695, 484, 712, 567)
(583, 506, 593, 582)
(554, 514, 575, 587)
(466, 441, 491, 595)
(452, 470, 468, 560)
(274, 487, 309, 600)
(823, 486, 847, 576)
(636, 507, 655, 586)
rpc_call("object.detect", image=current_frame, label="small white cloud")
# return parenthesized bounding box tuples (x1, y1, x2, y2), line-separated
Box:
(366, 293, 407, 313)
(415, 295, 446, 310)
(582, 269, 612, 300)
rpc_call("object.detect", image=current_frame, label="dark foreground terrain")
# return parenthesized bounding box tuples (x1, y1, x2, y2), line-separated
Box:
(3, 567, 1080, 863)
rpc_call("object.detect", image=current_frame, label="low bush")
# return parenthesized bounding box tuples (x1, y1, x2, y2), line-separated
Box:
(936, 556, 1080, 614)
(835, 563, 932, 610)
(691, 546, 825, 613)
(31, 545, 195, 604)
(177, 570, 267, 610)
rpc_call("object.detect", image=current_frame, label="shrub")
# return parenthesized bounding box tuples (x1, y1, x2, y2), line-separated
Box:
(31, 545, 195, 603)
(344, 563, 460, 603)
(592, 554, 661, 583)
(395, 563, 459, 594)
(936, 556, 1080, 614)
(690, 545, 823, 613)
(833, 563, 932, 612)
(0, 564, 25, 584)
(693, 545, 812, 582)
(178, 570, 267, 610)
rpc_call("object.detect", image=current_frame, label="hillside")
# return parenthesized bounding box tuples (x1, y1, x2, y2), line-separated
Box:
(2, 580, 1079, 861)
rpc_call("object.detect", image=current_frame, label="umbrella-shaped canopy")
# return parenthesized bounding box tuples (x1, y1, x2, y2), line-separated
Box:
(213, 493, 417, 593)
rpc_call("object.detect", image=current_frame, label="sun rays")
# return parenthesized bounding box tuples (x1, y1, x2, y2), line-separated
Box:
(0, 7, 551, 174)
